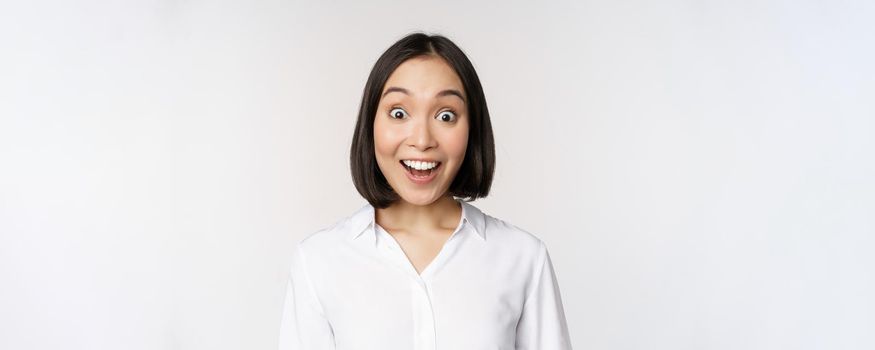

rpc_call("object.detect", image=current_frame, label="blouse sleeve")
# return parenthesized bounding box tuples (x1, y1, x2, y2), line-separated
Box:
(278, 243, 336, 350)
(515, 241, 573, 349)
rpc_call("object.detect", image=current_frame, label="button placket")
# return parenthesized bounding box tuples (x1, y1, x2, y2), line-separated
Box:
(411, 278, 436, 350)
(375, 223, 464, 350)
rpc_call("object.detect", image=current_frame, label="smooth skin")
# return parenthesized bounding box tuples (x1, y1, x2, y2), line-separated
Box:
(373, 55, 470, 275)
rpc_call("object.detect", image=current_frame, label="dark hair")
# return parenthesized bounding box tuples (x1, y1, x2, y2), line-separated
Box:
(350, 31, 495, 209)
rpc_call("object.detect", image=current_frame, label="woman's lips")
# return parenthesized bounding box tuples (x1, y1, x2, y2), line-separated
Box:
(399, 160, 441, 185)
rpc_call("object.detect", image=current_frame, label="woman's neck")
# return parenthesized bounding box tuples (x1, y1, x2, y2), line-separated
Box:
(375, 195, 462, 234)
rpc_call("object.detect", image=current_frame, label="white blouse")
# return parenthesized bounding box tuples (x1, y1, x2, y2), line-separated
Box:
(278, 199, 572, 349)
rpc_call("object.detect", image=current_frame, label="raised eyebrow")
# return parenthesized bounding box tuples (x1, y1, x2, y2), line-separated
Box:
(436, 89, 466, 103)
(381, 86, 466, 103)
(381, 86, 409, 99)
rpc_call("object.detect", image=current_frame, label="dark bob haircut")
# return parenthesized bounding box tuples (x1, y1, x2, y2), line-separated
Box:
(350, 32, 495, 209)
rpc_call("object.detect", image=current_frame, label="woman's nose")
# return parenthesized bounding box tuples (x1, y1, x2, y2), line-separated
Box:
(408, 115, 436, 151)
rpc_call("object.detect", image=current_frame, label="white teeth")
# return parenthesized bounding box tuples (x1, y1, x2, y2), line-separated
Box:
(402, 160, 438, 170)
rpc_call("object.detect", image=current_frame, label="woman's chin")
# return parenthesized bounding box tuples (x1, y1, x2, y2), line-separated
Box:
(399, 195, 437, 207)
(397, 188, 445, 206)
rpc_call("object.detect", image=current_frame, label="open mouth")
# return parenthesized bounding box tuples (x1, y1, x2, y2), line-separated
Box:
(399, 160, 441, 179)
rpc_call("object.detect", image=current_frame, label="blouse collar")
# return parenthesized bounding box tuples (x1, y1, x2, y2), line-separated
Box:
(345, 199, 487, 242)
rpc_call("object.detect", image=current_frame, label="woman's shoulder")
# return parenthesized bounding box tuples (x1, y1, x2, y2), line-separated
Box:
(480, 211, 549, 256)
(294, 203, 372, 249)
(298, 220, 350, 247)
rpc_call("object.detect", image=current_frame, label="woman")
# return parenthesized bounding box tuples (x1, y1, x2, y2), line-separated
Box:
(279, 32, 572, 350)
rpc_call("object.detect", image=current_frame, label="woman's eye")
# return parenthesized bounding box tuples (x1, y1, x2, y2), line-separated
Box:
(436, 110, 457, 122)
(388, 107, 408, 119)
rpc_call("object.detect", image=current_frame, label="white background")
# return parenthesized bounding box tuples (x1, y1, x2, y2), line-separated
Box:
(1, 0, 873, 349)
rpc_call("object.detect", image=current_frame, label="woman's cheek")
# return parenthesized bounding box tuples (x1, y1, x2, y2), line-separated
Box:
(449, 127, 469, 159)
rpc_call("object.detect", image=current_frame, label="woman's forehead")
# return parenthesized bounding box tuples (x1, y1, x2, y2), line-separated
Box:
(382, 57, 465, 99)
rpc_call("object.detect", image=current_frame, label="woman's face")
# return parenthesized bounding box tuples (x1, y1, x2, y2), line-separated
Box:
(374, 55, 469, 206)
